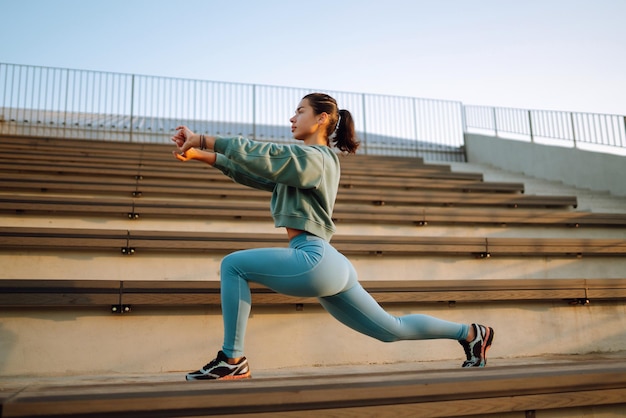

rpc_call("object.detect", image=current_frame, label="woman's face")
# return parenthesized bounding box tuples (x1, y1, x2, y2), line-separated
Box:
(290, 99, 324, 141)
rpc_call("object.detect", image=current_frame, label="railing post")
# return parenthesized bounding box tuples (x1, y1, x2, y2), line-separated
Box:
(129, 74, 135, 143)
(460, 103, 468, 162)
(252, 84, 256, 140)
(412, 97, 418, 143)
(492, 107, 498, 137)
(570, 112, 577, 149)
(460, 104, 467, 133)
(63, 69, 70, 137)
(527, 110, 534, 143)
(361, 93, 367, 155)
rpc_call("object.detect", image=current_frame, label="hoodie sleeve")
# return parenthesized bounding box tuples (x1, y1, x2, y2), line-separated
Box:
(213, 153, 276, 192)
(214, 137, 325, 190)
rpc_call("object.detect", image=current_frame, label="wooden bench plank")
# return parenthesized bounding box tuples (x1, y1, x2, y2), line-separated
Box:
(0, 227, 130, 252)
(487, 237, 626, 256)
(1, 278, 624, 308)
(0, 173, 141, 196)
(6, 135, 438, 167)
(340, 176, 524, 192)
(2, 195, 623, 227)
(2, 360, 626, 417)
(121, 278, 626, 305)
(1, 227, 624, 257)
(0, 279, 121, 306)
(334, 188, 577, 208)
(0, 160, 144, 178)
(0, 160, 523, 193)
(416, 207, 626, 227)
(0, 151, 453, 174)
(0, 142, 147, 162)
(0, 174, 576, 208)
(0, 196, 136, 218)
(0, 152, 458, 176)
(1, 139, 457, 175)
(3, 139, 434, 165)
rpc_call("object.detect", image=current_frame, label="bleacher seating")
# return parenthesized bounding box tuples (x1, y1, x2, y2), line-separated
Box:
(1, 134, 625, 417)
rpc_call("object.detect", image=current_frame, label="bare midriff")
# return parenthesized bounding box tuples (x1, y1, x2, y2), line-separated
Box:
(286, 227, 305, 240)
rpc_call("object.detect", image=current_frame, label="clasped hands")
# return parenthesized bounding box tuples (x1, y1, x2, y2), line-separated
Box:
(171, 125, 214, 162)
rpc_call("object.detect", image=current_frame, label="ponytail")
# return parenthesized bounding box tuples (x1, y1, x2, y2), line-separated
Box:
(333, 109, 359, 154)
(302, 93, 360, 154)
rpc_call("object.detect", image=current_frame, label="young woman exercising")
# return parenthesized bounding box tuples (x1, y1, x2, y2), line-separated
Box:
(172, 93, 494, 380)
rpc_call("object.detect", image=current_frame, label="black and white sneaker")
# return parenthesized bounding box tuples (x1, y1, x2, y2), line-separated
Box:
(459, 323, 494, 367)
(185, 351, 251, 381)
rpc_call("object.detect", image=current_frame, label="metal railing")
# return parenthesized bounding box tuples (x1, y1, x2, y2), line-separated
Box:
(1, 63, 625, 161)
(0, 63, 464, 161)
(463, 105, 626, 154)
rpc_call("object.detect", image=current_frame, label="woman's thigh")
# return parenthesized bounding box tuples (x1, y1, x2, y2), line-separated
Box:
(221, 237, 355, 298)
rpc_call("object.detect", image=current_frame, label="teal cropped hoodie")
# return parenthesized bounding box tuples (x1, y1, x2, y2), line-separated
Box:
(213, 136, 340, 241)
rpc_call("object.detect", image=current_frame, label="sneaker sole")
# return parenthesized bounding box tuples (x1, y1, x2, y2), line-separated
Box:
(185, 371, 252, 381)
(219, 371, 252, 380)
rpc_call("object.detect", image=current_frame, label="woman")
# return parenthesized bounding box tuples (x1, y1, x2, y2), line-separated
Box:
(172, 93, 494, 380)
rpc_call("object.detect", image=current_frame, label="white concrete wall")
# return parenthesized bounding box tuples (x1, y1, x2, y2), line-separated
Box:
(464, 133, 626, 197)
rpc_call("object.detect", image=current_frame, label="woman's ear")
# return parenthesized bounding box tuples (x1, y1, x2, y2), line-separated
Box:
(318, 112, 330, 125)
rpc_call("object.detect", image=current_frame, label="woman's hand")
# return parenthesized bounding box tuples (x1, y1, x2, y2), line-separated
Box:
(172, 125, 201, 151)
(171, 125, 217, 164)
(173, 147, 201, 162)
(173, 146, 217, 165)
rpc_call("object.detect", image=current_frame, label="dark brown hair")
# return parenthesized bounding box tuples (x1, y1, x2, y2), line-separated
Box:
(302, 93, 360, 154)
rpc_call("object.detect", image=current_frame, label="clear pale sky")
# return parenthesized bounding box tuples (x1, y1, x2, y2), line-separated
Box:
(1, 0, 625, 115)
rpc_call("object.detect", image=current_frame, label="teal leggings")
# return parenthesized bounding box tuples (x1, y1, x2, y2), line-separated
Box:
(220, 232, 469, 358)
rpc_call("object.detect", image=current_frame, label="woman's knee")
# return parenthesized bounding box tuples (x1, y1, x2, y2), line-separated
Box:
(220, 252, 244, 281)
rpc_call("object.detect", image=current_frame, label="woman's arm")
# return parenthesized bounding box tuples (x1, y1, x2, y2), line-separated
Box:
(172, 129, 275, 192)
(215, 137, 326, 189)
(172, 127, 323, 188)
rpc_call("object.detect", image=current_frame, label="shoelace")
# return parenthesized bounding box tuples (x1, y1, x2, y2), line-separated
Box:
(202, 356, 224, 371)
